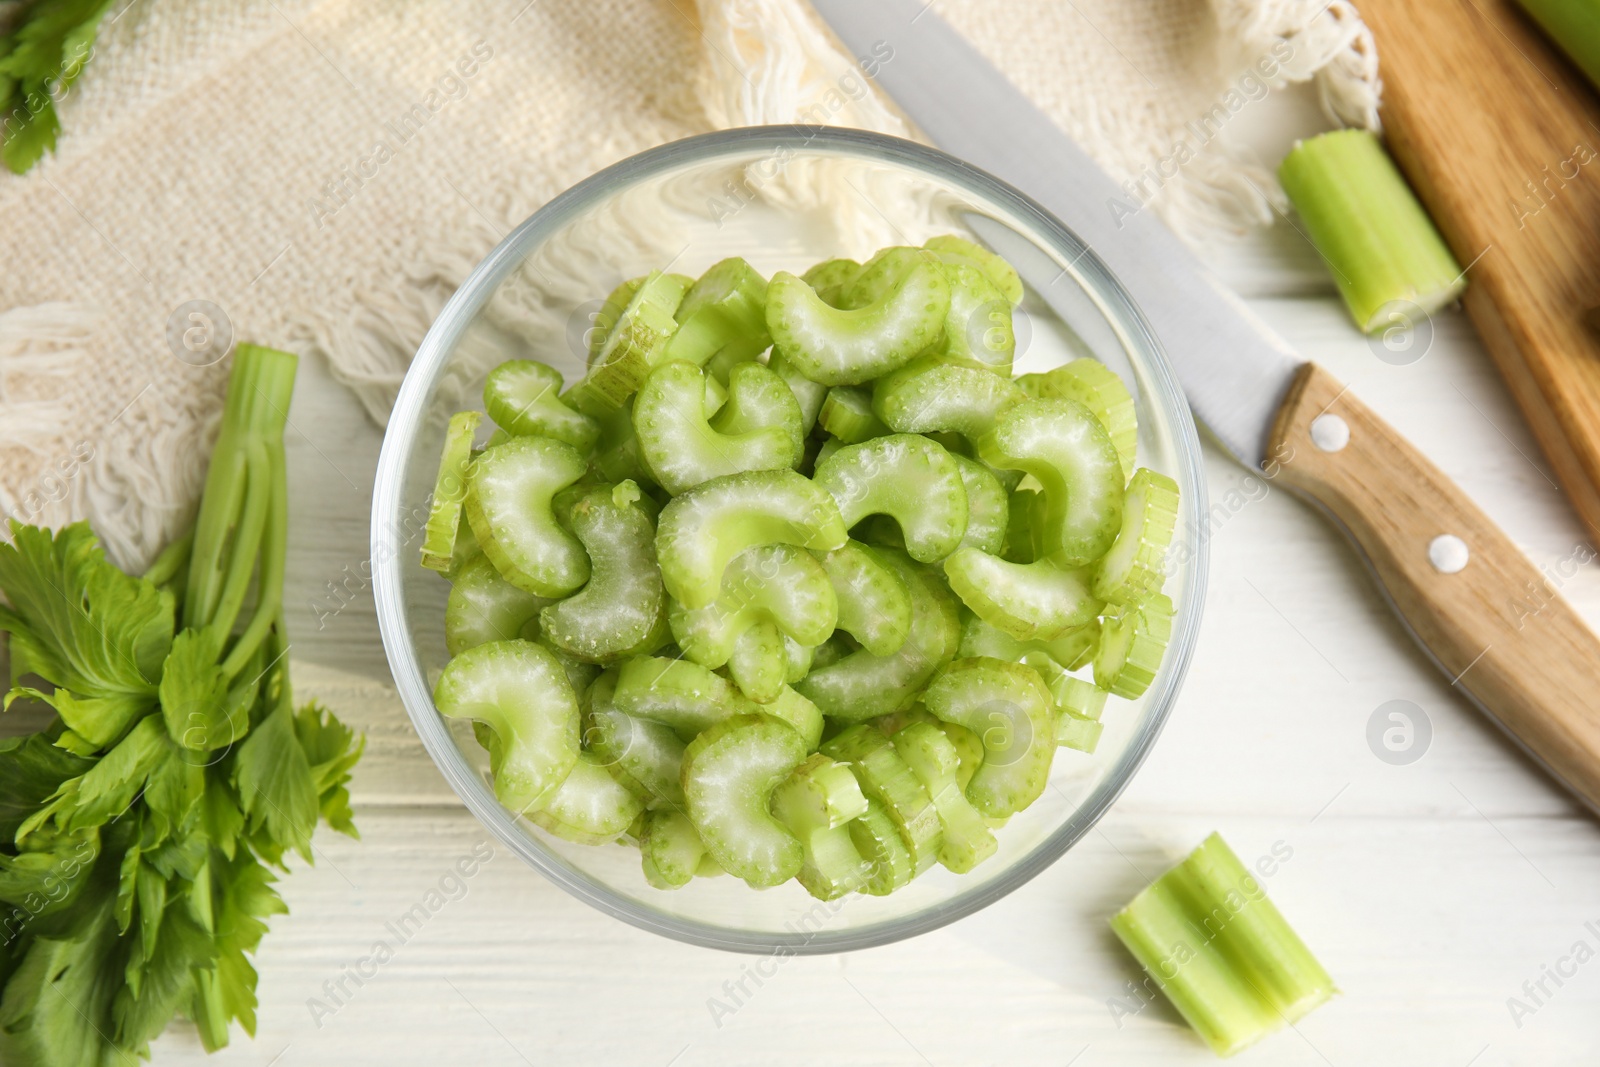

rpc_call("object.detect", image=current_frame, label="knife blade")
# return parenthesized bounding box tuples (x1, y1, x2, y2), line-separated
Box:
(811, 0, 1600, 811)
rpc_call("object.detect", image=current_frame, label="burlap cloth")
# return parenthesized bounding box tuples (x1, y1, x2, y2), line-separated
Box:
(0, 0, 1378, 569)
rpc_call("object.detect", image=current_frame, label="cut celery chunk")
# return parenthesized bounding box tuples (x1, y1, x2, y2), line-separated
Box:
(1110, 833, 1335, 1056)
(822, 724, 943, 876)
(663, 257, 771, 368)
(950, 454, 1007, 555)
(483, 359, 600, 452)
(767, 348, 828, 434)
(814, 434, 969, 564)
(1093, 468, 1179, 606)
(465, 436, 590, 598)
(633, 360, 803, 494)
(944, 547, 1102, 641)
(612, 655, 754, 737)
(891, 720, 997, 873)
(1017, 359, 1138, 483)
(575, 271, 690, 411)
(682, 715, 808, 888)
(434, 639, 581, 814)
(794, 551, 960, 723)
(979, 398, 1124, 568)
(772, 753, 871, 900)
(801, 257, 863, 307)
(814, 540, 912, 657)
(925, 235, 1024, 306)
(669, 543, 838, 670)
(872, 355, 1024, 440)
(922, 657, 1056, 818)
(585, 671, 686, 810)
(762, 685, 825, 751)
(421, 410, 482, 575)
(540, 483, 667, 663)
(766, 254, 951, 385)
(1055, 710, 1103, 753)
(727, 620, 788, 704)
(1094, 593, 1173, 699)
(656, 469, 848, 609)
(639, 809, 709, 889)
(818, 385, 891, 444)
(847, 798, 915, 895)
(445, 554, 553, 656)
(529, 752, 644, 845)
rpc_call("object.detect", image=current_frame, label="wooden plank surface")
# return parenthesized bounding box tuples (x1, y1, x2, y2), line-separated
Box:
(1359, 0, 1600, 547)
(100, 86, 1600, 1065)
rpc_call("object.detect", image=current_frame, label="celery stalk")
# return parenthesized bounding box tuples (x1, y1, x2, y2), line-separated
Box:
(1278, 130, 1465, 334)
(1512, 0, 1600, 93)
(1110, 833, 1334, 1056)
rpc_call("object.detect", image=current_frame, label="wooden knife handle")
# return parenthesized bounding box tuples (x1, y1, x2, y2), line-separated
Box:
(1269, 363, 1600, 809)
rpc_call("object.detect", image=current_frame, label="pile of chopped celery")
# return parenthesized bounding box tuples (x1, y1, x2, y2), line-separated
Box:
(420, 238, 1181, 897)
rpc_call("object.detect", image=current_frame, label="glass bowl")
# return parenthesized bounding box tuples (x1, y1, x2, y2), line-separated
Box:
(371, 126, 1208, 954)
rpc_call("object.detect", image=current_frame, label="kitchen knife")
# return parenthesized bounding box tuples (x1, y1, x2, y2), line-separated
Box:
(811, 0, 1600, 811)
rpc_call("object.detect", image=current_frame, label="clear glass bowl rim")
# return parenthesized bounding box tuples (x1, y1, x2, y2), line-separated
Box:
(371, 125, 1210, 955)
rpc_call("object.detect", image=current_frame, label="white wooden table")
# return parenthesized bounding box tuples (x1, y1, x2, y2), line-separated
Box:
(149, 88, 1600, 1066)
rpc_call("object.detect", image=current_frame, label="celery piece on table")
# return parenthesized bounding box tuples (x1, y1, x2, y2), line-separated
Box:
(1278, 129, 1465, 335)
(1109, 833, 1335, 1057)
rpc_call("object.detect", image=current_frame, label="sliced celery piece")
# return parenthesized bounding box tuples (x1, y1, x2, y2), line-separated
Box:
(669, 543, 837, 669)
(794, 551, 960, 723)
(727, 620, 788, 704)
(1094, 593, 1173, 699)
(818, 385, 891, 444)
(1017, 358, 1137, 483)
(891, 721, 997, 873)
(434, 639, 581, 815)
(772, 753, 871, 899)
(612, 655, 754, 737)
(639, 809, 708, 889)
(814, 434, 969, 564)
(848, 798, 915, 895)
(944, 547, 1102, 641)
(585, 670, 686, 811)
(633, 360, 803, 494)
(663, 257, 771, 368)
(873, 355, 1024, 441)
(925, 235, 1024, 306)
(682, 714, 807, 888)
(1054, 711, 1103, 754)
(464, 435, 590, 597)
(656, 469, 848, 609)
(950, 454, 1007, 555)
(814, 540, 912, 656)
(979, 398, 1123, 568)
(766, 254, 950, 385)
(1278, 130, 1465, 334)
(540, 483, 667, 663)
(1110, 833, 1335, 1057)
(421, 410, 481, 574)
(922, 657, 1056, 818)
(801, 257, 863, 307)
(821, 724, 943, 876)
(1093, 468, 1179, 606)
(482, 359, 600, 452)
(574, 271, 690, 412)
(768, 348, 828, 434)
(529, 753, 644, 845)
(762, 685, 825, 751)
(445, 555, 552, 656)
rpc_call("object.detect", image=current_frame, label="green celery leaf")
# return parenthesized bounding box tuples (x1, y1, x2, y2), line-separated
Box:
(0, 0, 117, 174)
(0, 825, 98, 920)
(211, 848, 285, 1038)
(0, 523, 174, 746)
(197, 772, 245, 861)
(233, 703, 318, 864)
(142, 753, 204, 841)
(112, 900, 215, 1053)
(23, 714, 168, 839)
(158, 628, 250, 754)
(294, 701, 363, 839)
(0, 732, 92, 841)
(0, 893, 131, 1067)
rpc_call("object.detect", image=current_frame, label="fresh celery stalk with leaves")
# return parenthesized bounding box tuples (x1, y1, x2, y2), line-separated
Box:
(0, 343, 363, 1064)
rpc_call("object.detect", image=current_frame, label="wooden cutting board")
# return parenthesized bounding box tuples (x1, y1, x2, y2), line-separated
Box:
(1358, 0, 1600, 544)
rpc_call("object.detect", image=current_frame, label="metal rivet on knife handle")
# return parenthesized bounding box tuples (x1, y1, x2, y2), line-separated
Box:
(1269, 362, 1600, 813)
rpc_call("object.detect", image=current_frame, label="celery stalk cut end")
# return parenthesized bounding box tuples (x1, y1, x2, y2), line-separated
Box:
(1109, 832, 1335, 1057)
